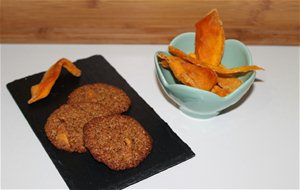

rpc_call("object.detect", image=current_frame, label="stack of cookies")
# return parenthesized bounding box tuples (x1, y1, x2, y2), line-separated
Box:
(45, 83, 153, 170)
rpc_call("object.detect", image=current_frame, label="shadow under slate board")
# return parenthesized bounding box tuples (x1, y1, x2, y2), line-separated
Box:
(6, 55, 195, 189)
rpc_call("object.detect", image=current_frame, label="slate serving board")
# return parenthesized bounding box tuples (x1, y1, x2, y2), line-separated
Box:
(6, 55, 195, 189)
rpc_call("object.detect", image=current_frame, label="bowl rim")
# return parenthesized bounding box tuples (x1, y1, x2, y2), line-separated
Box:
(154, 32, 256, 101)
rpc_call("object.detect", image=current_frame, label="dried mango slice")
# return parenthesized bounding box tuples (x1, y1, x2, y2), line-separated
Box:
(211, 64, 264, 75)
(168, 46, 196, 64)
(168, 45, 263, 75)
(195, 9, 225, 66)
(158, 53, 217, 91)
(28, 58, 81, 104)
(160, 60, 170, 69)
(217, 76, 242, 93)
(210, 77, 243, 97)
(181, 60, 217, 91)
(187, 52, 196, 59)
(211, 85, 230, 97)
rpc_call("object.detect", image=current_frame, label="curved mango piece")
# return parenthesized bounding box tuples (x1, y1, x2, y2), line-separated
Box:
(168, 45, 264, 75)
(158, 54, 217, 91)
(195, 9, 225, 67)
(28, 58, 81, 104)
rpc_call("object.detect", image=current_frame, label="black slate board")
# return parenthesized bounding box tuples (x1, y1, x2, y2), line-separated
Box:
(6, 55, 195, 189)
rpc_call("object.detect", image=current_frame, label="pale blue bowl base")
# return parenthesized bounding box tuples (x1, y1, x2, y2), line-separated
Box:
(180, 106, 220, 119)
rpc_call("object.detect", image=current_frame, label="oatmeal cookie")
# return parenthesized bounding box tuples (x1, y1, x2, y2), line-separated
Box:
(67, 83, 131, 113)
(45, 103, 115, 153)
(83, 115, 152, 170)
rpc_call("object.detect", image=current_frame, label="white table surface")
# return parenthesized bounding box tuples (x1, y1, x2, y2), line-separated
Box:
(1, 44, 299, 189)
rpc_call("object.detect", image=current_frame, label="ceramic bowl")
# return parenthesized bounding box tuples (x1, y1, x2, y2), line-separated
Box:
(154, 32, 255, 119)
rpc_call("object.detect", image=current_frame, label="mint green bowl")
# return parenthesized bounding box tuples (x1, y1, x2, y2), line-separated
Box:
(154, 32, 255, 119)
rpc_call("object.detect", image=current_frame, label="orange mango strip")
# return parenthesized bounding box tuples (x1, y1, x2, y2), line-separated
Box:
(211, 85, 230, 97)
(168, 45, 264, 75)
(195, 9, 225, 67)
(158, 53, 217, 91)
(28, 58, 81, 104)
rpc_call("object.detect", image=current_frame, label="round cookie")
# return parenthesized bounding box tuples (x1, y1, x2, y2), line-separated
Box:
(71, 102, 115, 119)
(67, 83, 131, 114)
(83, 115, 153, 170)
(45, 103, 115, 153)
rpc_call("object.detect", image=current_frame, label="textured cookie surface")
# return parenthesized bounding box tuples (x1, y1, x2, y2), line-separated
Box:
(45, 103, 115, 153)
(67, 83, 131, 114)
(84, 115, 153, 170)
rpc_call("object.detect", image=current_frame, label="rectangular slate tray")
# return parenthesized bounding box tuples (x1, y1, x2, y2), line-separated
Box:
(6, 55, 195, 189)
